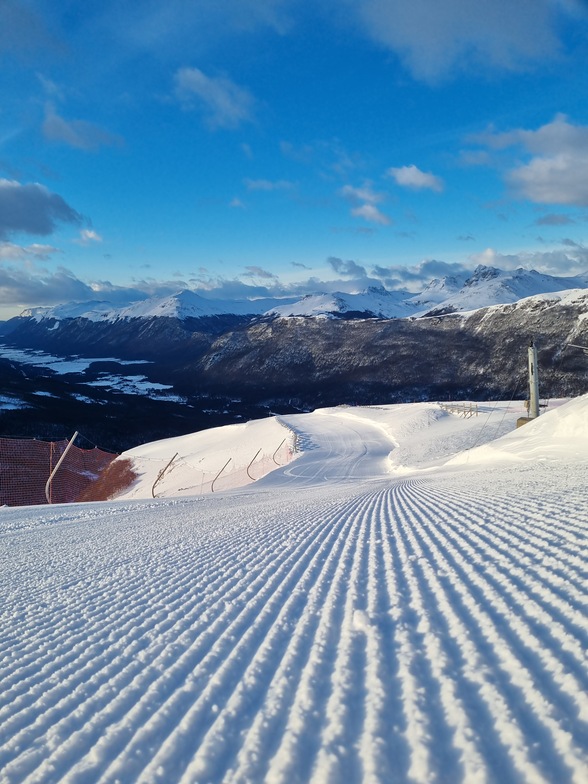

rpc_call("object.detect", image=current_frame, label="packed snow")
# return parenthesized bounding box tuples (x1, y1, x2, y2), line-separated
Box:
(1, 397, 587, 783)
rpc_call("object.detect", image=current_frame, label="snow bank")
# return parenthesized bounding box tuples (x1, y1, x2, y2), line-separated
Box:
(326, 401, 526, 472)
(115, 399, 548, 499)
(447, 394, 588, 466)
(117, 416, 297, 499)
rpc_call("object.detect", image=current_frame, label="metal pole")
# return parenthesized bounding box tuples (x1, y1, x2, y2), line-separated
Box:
(152, 452, 178, 498)
(272, 438, 286, 465)
(211, 458, 231, 493)
(45, 431, 79, 504)
(528, 340, 540, 419)
(246, 448, 262, 480)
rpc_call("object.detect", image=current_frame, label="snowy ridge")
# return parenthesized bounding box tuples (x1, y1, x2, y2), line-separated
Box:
(467, 287, 588, 325)
(413, 266, 588, 315)
(118, 416, 299, 498)
(1, 397, 587, 782)
(15, 265, 588, 323)
(406, 272, 468, 306)
(21, 300, 118, 321)
(21, 290, 296, 323)
(266, 287, 414, 319)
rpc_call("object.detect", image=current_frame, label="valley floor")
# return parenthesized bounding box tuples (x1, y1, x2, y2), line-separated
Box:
(1, 401, 587, 783)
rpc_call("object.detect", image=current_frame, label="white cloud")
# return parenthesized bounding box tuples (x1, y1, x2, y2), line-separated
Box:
(459, 149, 493, 167)
(37, 73, 65, 101)
(387, 164, 444, 192)
(340, 181, 390, 224)
(0, 242, 61, 261)
(0, 266, 98, 307)
(534, 214, 576, 227)
(340, 183, 384, 204)
(0, 179, 82, 239)
(111, 1, 295, 57)
(281, 138, 362, 177)
(242, 265, 279, 281)
(43, 104, 123, 151)
(174, 67, 255, 129)
(244, 179, 294, 191)
(510, 155, 588, 206)
(474, 115, 588, 206)
(474, 114, 588, 155)
(349, 0, 568, 82)
(76, 229, 103, 244)
(371, 259, 470, 288)
(328, 257, 367, 277)
(351, 204, 391, 225)
(470, 246, 588, 277)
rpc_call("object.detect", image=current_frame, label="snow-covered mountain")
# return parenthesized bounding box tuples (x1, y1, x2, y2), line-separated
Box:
(22, 300, 119, 321)
(413, 265, 588, 315)
(21, 289, 297, 323)
(405, 273, 468, 308)
(268, 267, 588, 319)
(266, 287, 414, 319)
(2, 285, 587, 452)
(13, 266, 588, 325)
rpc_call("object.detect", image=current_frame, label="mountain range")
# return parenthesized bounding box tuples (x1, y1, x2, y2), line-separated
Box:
(17, 265, 588, 323)
(1, 265, 588, 451)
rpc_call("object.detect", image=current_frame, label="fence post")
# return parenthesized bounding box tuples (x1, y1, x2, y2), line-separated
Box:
(152, 452, 178, 498)
(45, 431, 79, 504)
(246, 448, 262, 480)
(211, 458, 232, 493)
(272, 438, 286, 465)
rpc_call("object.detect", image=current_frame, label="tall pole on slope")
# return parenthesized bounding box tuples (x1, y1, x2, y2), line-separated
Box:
(528, 339, 540, 419)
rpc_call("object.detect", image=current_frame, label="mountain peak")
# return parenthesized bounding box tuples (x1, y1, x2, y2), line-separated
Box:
(465, 265, 501, 286)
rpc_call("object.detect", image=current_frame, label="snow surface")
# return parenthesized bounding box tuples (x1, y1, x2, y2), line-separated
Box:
(1, 397, 587, 783)
(87, 374, 186, 401)
(0, 344, 150, 376)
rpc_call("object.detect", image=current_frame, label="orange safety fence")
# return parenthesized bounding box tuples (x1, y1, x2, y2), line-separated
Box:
(0, 436, 117, 507)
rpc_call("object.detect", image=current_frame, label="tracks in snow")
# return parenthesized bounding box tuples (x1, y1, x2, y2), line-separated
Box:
(1, 476, 587, 783)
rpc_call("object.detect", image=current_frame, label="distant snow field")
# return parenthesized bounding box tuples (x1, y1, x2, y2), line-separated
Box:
(0, 344, 151, 377)
(1, 398, 587, 783)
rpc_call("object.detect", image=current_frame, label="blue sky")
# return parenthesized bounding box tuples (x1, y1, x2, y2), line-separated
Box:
(1, 0, 588, 317)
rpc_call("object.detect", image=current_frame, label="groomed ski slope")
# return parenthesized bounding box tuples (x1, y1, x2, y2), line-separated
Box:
(1, 399, 587, 783)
